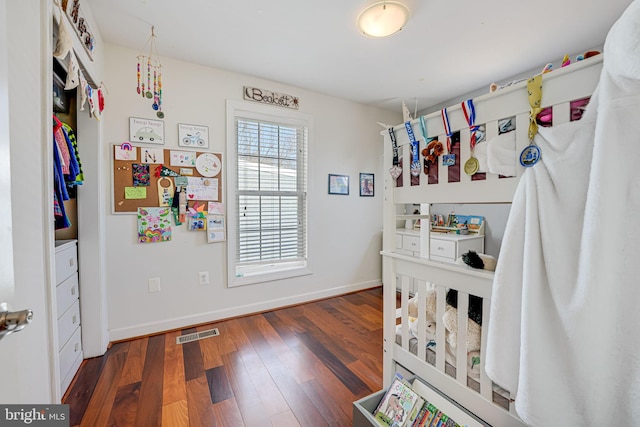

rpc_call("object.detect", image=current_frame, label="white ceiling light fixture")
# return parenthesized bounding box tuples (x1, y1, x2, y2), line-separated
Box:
(357, 1, 410, 38)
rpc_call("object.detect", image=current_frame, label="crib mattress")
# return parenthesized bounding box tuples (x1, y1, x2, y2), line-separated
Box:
(395, 328, 510, 410)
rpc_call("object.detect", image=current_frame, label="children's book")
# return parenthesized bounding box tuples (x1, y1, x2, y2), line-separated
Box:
(374, 375, 422, 427)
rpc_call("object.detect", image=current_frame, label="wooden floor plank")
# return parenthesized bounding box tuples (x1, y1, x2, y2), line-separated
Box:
(64, 288, 383, 426)
(133, 334, 165, 427)
(300, 379, 352, 427)
(348, 359, 384, 393)
(181, 328, 205, 382)
(308, 300, 383, 361)
(79, 352, 127, 427)
(205, 365, 234, 404)
(212, 398, 245, 427)
(119, 337, 148, 386)
(197, 323, 224, 370)
(269, 309, 366, 417)
(254, 313, 315, 384)
(163, 330, 187, 406)
(64, 355, 109, 427)
(270, 410, 301, 427)
(107, 381, 141, 426)
(222, 351, 270, 427)
(286, 306, 358, 367)
(295, 331, 370, 396)
(231, 317, 291, 417)
(162, 399, 189, 427)
(186, 376, 217, 427)
(235, 316, 327, 426)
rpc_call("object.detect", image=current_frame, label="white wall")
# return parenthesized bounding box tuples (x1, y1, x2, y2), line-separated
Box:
(102, 44, 400, 340)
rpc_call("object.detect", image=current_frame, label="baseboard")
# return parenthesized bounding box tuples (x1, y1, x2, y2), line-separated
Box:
(108, 280, 380, 342)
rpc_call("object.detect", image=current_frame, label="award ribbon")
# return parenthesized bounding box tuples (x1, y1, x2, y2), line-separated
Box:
(388, 127, 402, 179)
(441, 108, 455, 166)
(461, 99, 480, 175)
(419, 116, 429, 174)
(520, 75, 542, 167)
(405, 121, 420, 176)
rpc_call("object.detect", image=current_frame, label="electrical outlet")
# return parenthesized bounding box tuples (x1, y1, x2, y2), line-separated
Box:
(198, 271, 210, 286)
(148, 277, 161, 293)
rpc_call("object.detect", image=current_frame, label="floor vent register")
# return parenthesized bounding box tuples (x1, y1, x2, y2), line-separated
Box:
(176, 328, 220, 345)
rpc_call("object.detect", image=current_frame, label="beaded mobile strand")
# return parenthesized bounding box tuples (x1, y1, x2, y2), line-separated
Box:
(136, 26, 164, 118)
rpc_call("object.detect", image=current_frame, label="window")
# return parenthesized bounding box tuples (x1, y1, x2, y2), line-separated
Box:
(226, 101, 312, 286)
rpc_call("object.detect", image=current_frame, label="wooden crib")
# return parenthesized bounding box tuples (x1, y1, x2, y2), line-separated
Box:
(379, 55, 603, 426)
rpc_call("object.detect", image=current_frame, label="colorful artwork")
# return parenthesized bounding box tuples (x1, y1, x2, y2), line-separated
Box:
(170, 150, 197, 167)
(138, 207, 172, 243)
(132, 164, 150, 186)
(115, 145, 137, 161)
(186, 177, 218, 201)
(141, 147, 163, 164)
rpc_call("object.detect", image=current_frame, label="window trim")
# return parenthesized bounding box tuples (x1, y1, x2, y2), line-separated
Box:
(226, 99, 313, 287)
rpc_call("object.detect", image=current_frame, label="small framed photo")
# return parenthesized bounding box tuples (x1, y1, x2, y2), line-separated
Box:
(359, 173, 374, 197)
(129, 117, 165, 145)
(178, 123, 209, 149)
(328, 174, 349, 195)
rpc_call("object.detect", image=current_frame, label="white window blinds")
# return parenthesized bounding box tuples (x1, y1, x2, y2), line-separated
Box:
(235, 117, 307, 270)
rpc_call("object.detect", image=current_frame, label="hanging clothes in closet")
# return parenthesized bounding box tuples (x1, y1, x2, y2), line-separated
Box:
(53, 115, 83, 229)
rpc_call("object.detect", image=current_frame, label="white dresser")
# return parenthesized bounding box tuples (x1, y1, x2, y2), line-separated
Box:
(395, 229, 421, 257)
(54, 240, 83, 396)
(429, 233, 484, 264)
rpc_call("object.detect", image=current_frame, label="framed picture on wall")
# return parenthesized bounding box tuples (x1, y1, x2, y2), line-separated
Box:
(129, 117, 165, 145)
(359, 173, 374, 197)
(328, 174, 349, 195)
(178, 123, 209, 148)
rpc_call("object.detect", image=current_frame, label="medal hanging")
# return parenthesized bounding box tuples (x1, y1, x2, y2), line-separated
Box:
(135, 26, 165, 119)
(520, 74, 542, 167)
(419, 116, 429, 174)
(461, 99, 480, 175)
(405, 121, 421, 177)
(441, 108, 455, 166)
(388, 127, 402, 179)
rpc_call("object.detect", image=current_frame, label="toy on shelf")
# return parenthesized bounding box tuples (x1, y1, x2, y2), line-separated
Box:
(431, 213, 484, 236)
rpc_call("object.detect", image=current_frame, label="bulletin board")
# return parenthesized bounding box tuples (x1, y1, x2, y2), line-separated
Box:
(112, 144, 223, 213)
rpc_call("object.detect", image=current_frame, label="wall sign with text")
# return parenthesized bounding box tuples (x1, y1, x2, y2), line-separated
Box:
(243, 86, 299, 110)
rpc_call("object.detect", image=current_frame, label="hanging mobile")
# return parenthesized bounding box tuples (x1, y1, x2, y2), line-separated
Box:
(441, 108, 455, 166)
(520, 74, 543, 167)
(461, 99, 479, 175)
(136, 59, 141, 95)
(135, 26, 165, 118)
(156, 66, 164, 118)
(152, 69, 158, 110)
(146, 57, 152, 99)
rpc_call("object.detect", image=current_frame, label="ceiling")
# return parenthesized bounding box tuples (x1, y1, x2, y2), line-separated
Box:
(84, 0, 633, 113)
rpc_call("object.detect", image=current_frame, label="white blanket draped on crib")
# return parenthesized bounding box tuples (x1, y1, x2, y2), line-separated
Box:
(485, 1, 640, 425)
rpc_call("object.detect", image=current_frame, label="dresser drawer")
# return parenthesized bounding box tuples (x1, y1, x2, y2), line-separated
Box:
(58, 300, 81, 347)
(59, 327, 83, 386)
(395, 233, 403, 250)
(60, 351, 83, 395)
(56, 274, 79, 316)
(430, 238, 456, 260)
(402, 235, 421, 252)
(55, 241, 78, 285)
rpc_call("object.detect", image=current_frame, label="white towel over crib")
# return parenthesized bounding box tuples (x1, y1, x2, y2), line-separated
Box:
(486, 1, 640, 425)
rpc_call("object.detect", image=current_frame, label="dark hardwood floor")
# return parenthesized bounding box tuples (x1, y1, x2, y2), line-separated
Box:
(63, 287, 383, 426)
